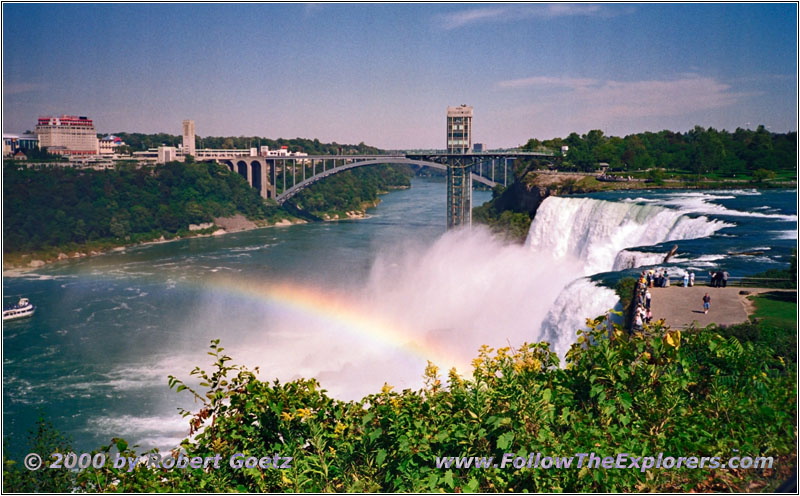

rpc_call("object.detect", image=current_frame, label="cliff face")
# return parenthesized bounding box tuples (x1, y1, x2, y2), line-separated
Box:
(492, 176, 552, 215)
(473, 172, 589, 242)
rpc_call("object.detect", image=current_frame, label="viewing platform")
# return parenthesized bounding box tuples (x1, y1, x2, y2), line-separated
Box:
(649, 286, 794, 329)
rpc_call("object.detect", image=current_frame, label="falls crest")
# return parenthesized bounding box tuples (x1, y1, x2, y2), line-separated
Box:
(526, 196, 730, 275)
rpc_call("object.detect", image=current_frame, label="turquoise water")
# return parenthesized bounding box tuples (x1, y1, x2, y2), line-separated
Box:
(3, 181, 796, 457)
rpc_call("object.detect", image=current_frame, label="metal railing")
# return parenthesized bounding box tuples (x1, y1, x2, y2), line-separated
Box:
(695, 276, 795, 288)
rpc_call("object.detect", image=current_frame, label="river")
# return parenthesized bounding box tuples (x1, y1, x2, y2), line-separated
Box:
(3, 179, 796, 455)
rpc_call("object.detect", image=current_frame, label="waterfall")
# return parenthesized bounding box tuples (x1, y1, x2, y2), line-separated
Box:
(526, 196, 731, 275)
(530, 196, 731, 357)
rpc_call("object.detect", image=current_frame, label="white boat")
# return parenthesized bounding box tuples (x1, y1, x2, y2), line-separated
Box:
(3, 298, 36, 321)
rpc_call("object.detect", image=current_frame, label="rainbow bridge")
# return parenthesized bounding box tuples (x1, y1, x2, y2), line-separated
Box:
(216, 151, 556, 227)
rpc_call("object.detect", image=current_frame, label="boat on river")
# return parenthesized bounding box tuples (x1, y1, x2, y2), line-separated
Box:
(3, 298, 36, 321)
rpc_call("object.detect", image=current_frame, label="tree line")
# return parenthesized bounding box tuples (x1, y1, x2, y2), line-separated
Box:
(523, 125, 796, 176)
(3, 159, 413, 256)
(111, 133, 381, 156)
(3, 161, 283, 254)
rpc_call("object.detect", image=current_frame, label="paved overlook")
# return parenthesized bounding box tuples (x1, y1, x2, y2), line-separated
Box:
(648, 286, 791, 328)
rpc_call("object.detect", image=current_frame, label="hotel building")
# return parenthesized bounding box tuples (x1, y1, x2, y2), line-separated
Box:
(35, 115, 99, 155)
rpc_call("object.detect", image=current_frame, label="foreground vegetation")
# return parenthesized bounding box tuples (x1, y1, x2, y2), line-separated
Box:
(4, 315, 795, 492)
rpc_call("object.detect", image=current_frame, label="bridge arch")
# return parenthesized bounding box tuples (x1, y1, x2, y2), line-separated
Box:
(275, 157, 497, 204)
(250, 160, 262, 192)
(236, 160, 248, 180)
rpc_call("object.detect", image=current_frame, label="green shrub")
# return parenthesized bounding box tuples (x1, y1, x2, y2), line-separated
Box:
(9, 319, 787, 493)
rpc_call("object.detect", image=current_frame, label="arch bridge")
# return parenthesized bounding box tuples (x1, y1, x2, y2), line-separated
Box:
(216, 151, 555, 228)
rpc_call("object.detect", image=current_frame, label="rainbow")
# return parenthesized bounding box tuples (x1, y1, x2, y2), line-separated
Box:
(205, 276, 471, 373)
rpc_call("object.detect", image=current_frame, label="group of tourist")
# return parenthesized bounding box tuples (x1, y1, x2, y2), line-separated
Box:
(708, 270, 730, 287)
(632, 270, 656, 332)
(631, 267, 730, 331)
(640, 267, 675, 288)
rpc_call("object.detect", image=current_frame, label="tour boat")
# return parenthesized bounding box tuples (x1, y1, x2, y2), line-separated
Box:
(3, 298, 36, 321)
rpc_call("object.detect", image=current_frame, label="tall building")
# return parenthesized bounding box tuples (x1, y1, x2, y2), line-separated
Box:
(446, 104, 472, 154)
(445, 105, 474, 228)
(182, 119, 196, 156)
(35, 115, 99, 155)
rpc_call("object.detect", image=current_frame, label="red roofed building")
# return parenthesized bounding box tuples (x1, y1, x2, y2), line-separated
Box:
(35, 115, 99, 155)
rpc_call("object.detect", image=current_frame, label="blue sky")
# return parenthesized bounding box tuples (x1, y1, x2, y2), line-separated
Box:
(3, 3, 797, 149)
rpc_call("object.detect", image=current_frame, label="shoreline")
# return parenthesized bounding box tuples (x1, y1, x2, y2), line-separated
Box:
(2, 216, 308, 276)
(2, 191, 397, 276)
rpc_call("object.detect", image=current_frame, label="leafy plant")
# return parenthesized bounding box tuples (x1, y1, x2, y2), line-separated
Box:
(25, 315, 789, 493)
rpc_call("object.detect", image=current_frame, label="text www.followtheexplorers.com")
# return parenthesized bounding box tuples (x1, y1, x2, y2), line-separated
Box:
(435, 452, 773, 472)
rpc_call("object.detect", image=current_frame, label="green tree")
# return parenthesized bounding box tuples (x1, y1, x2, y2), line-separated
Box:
(752, 168, 776, 183)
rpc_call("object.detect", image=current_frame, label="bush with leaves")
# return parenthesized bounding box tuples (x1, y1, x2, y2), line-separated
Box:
(18, 316, 784, 493)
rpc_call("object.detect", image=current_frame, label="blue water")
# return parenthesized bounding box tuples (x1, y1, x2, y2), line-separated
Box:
(582, 188, 797, 285)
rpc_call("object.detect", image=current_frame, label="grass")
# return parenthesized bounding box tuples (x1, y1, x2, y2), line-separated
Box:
(749, 291, 797, 329)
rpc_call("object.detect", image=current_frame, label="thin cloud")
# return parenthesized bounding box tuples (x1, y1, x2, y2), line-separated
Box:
(302, 4, 325, 17)
(496, 75, 751, 119)
(3, 82, 47, 95)
(497, 76, 598, 89)
(438, 4, 620, 30)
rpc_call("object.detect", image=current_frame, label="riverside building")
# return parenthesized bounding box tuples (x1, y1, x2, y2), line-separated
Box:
(35, 115, 99, 155)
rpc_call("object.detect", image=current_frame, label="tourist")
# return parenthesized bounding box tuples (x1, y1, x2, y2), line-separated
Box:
(645, 308, 652, 324)
(645, 289, 652, 310)
(703, 293, 711, 314)
(689, 271, 695, 287)
(683, 271, 689, 287)
(722, 271, 729, 288)
(633, 308, 644, 331)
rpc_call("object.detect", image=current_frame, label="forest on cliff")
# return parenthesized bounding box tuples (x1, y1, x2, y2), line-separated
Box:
(524, 125, 796, 177)
(2, 160, 412, 260)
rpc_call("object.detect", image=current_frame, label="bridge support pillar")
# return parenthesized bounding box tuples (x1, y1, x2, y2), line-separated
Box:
(447, 157, 472, 229)
(259, 159, 269, 199)
(267, 159, 277, 200)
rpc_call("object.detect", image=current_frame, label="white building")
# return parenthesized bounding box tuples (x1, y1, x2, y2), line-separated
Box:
(157, 146, 178, 164)
(259, 145, 308, 158)
(35, 115, 99, 155)
(99, 135, 127, 155)
(182, 119, 196, 156)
